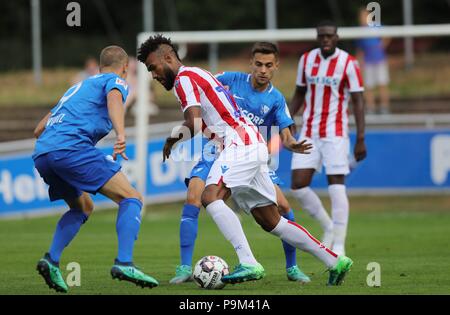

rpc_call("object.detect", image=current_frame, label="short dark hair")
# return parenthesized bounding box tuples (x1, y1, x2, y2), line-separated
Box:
(99, 45, 128, 69)
(251, 42, 279, 59)
(137, 34, 180, 63)
(316, 20, 338, 32)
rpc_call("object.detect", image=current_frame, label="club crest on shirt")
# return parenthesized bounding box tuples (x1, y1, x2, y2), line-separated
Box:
(221, 165, 230, 173)
(260, 105, 270, 115)
(115, 78, 128, 90)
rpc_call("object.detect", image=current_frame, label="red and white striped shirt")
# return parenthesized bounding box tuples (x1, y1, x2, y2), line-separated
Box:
(296, 48, 364, 139)
(173, 66, 264, 147)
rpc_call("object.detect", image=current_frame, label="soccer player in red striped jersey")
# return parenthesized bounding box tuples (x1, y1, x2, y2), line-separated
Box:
(138, 34, 354, 285)
(289, 21, 367, 256)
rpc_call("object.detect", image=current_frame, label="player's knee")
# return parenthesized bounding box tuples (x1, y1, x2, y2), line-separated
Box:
(186, 192, 202, 208)
(253, 210, 278, 232)
(327, 175, 345, 185)
(201, 191, 216, 208)
(123, 190, 143, 203)
(277, 202, 290, 215)
(82, 198, 94, 216)
(200, 193, 210, 208)
(260, 223, 274, 232)
(291, 176, 310, 190)
(256, 218, 276, 232)
(134, 192, 144, 203)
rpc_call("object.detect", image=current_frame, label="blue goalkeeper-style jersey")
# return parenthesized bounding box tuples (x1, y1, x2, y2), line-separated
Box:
(215, 71, 294, 141)
(33, 73, 128, 159)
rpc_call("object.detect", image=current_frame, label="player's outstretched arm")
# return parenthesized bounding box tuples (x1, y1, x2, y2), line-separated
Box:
(107, 89, 127, 161)
(279, 127, 312, 154)
(350, 92, 367, 161)
(33, 111, 51, 139)
(163, 106, 202, 162)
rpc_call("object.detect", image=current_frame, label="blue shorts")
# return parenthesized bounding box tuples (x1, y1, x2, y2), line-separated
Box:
(184, 158, 215, 187)
(268, 170, 283, 186)
(34, 147, 121, 201)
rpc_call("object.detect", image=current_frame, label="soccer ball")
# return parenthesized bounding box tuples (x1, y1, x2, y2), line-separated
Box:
(193, 255, 229, 289)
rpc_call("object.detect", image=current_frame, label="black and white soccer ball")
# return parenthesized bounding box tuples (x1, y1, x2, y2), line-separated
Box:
(193, 255, 229, 289)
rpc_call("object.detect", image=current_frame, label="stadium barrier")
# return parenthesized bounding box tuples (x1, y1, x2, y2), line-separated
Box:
(0, 119, 449, 218)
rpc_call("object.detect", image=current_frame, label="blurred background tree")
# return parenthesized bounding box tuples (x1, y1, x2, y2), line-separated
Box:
(1, 0, 449, 71)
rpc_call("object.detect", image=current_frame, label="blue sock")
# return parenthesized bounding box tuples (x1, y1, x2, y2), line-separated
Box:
(49, 209, 88, 263)
(282, 210, 297, 269)
(115, 198, 142, 264)
(180, 204, 200, 266)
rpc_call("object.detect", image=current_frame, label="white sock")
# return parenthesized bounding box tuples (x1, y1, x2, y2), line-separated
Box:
(291, 187, 334, 233)
(270, 217, 338, 268)
(328, 184, 349, 255)
(206, 200, 257, 265)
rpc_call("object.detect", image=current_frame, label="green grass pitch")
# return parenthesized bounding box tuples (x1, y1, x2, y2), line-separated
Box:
(0, 195, 449, 295)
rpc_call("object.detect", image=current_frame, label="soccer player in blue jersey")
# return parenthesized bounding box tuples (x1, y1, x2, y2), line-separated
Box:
(170, 42, 313, 284)
(32, 46, 158, 293)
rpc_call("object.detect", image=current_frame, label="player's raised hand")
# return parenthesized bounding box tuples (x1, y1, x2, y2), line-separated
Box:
(112, 135, 128, 161)
(289, 139, 313, 154)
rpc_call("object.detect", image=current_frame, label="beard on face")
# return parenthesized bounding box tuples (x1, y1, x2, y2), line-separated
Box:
(162, 64, 176, 90)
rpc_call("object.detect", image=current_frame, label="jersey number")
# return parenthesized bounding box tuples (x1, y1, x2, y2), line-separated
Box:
(52, 82, 82, 116)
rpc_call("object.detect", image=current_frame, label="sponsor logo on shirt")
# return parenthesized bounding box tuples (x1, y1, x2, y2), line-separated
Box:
(241, 108, 265, 126)
(115, 78, 128, 89)
(307, 76, 339, 87)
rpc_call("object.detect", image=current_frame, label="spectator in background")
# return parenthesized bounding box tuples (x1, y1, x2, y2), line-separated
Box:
(124, 56, 159, 116)
(356, 7, 391, 115)
(124, 57, 137, 110)
(71, 57, 100, 84)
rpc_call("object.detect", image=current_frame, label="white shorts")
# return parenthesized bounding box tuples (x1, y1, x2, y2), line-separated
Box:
(291, 136, 350, 175)
(364, 61, 390, 89)
(206, 143, 277, 213)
